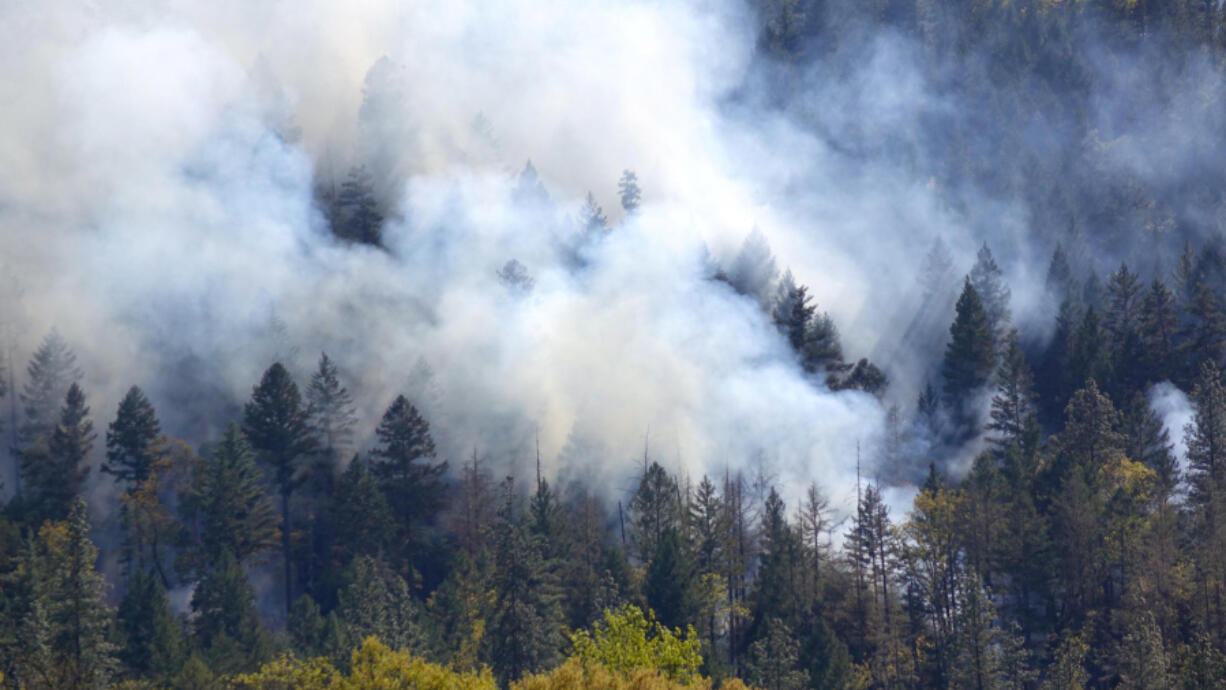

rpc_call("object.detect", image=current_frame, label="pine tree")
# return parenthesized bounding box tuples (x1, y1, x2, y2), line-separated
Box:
(1116, 609, 1170, 689)
(745, 618, 809, 690)
(942, 280, 995, 426)
(771, 277, 815, 357)
(190, 548, 259, 649)
(969, 242, 1012, 344)
(580, 192, 608, 235)
(987, 329, 1037, 453)
(1066, 308, 1113, 398)
(617, 170, 641, 214)
(102, 386, 161, 485)
(332, 456, 393, 563)
(1185, 360, 1226, 639)
(287, 594, 326, 658)
(330, 165, 383, 246)
(629, 460, 681, 564)
(243, 362, 316, 613)
(512, 160, 550, 206)
(644, 526, 696, 631)
(1138, 279, 1178, 384)
(1106, 263, 1144, 395)
(1181, 280, 1226, 376)
(185, 424, 279, 570)
(23, 383, 94, 526)
(726, 229, 778, 303)
(1045, 243, 1075, 303)
(370, 394, 447, 561)
(488, 478, 563, 685)
(335, 555, 423, 653)
(305, 352, 357, 472)
(14, 499, 118, 690)
(116, 570, 185, 679)
(750, 488, 805, 639)
(19, 330, 82, 447)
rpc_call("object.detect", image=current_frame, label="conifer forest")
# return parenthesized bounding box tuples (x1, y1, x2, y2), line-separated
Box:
(11, 0, 1226, 688)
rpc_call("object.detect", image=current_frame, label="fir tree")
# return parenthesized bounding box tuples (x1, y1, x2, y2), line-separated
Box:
(305, 352, 357, 472)
(19, 330, 82, 447)
(335, 555, 423, 653)
(745, 617, 809, 690)
(942, 280, 995, 425)
(24, 383, 94, 525)
(969, 242, 1012, 344)
(116, 570, 185, 679)
(488, 479, 563, 685)
(102, 386, 161, 485)
(1138, 279, 1178, 384)
(330, 165, 383, 246)
(243, 362, 316, 613)
(580, 192, 608, 236)
(644, 527, 697, 632)
(617, 169, 641, 214)
(190, 548, 259, 650)
(987, 329, 1038, 453)
(15, 499, 117, 689)
(185, 424, 279, 570)
(332, 456, 393, 563)
(629, 460, 681, 564)
(369, 394, 447, 560)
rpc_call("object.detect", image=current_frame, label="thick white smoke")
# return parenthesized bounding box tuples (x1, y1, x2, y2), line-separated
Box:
(0, 0, 1015, 518)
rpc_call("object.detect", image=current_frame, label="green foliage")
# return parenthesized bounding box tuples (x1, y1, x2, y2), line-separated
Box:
(102, 386, 162, 485)
(570, 604, 703, 683)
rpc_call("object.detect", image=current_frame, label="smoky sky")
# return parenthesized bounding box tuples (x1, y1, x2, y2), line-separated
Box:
(0, 0, 1217, 518)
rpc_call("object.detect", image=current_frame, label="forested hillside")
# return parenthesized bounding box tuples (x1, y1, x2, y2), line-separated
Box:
(5, 0, 1226, 688)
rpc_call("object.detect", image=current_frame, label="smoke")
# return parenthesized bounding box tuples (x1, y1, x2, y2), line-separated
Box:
(1149, 381, 1194, 474)
(0, 0, 897, 519)
(1, 0, 1222, 526)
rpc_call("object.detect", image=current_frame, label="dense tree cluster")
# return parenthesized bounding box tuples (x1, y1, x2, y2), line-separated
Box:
(11, 1, 1226, 688)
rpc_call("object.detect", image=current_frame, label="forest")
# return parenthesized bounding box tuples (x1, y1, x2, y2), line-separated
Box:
(7, 0, 1226, 688)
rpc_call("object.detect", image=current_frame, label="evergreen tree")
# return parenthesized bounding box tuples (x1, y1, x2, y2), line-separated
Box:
(1185, 360, 1226, 639)
(1066, 307, 1113, 399)
(23, 383, 94, 526)
(190, 548, 259, 650)
(512, 160, 550, 206)
(617, 169, 641, 214)
(745, 618, 808, 690)
(330, 165, 383, 245)
(1181, 280, 1226, 376)
(942, 280, 995, 425)
(14, 499, 117, 690)
(184, 424, 279, 570)
(1138, 278, 1178, 384)
(305, 352, 357, 472)
(369, 394, 447, 560)
(629, 460, 682, 564)
(727, 229, 778, 303)
(580, 192, 608, 235)
(19, 330, 81, 446)
(101, 386, 161, 485)
(335, 555, 423, 653)
(1106, 263, 1144, 395)
(987, 329, 1037, 453)
(644, 527, 696, 632)
(287, 594, 326, 658)
(487, 479, 563, 685)
(243, 362, 316, 613)
(116, 570, 185, 679)
(331, 456, 393, 563)
(750, 488, 805, 639)
(969, 242, 1012, 344)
